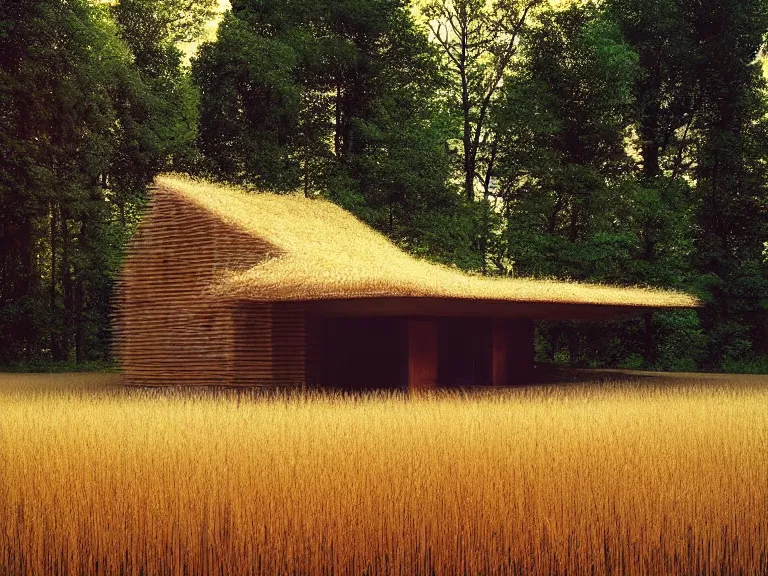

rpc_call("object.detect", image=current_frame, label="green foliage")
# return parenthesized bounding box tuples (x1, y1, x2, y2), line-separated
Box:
(194, 13, 304, 189)
(652, 310, 705, 372)
(0, 0, 204, 365)
(1, 359, 118, 374)
(495, 2, 640, 281)
(493, 0, 768, 371)
(112, 0, 217, 46)
(194, 0, 472, 265)
(4, 0, 768, 372)
(422, 0, 543, 203)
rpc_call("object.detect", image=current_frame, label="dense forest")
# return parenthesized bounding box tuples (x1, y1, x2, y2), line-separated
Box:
(2, 0, 768, 372)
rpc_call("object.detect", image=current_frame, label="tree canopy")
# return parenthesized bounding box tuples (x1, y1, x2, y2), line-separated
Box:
(3, 0, 768, 372)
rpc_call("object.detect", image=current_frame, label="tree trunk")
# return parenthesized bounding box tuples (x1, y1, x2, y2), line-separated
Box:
(463, 132, 474, 202)
(60, 206, 71, 361)
(641, 137, 660, 180)
(479, 140, 499, 273)
(460, 22, 474, 203)
(334, 82, 342, 158)
(50, 202, 61, 360)
(74, 271, 84, 364)
(74, 216, 86, 364)
(18, 216, 37, 360)
(643, 311, 655, 366)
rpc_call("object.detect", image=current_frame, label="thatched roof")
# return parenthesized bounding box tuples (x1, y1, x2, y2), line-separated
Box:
(153, 175, 698, 312)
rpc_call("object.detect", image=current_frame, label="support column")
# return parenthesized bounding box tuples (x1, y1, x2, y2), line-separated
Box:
(491, 318, 508, 386)
(408, 319, 438, 389)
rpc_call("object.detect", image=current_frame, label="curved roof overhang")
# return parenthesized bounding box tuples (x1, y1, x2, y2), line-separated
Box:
(154, 175, 700, 315)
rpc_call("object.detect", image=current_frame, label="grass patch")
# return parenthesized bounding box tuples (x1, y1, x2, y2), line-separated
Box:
(0, 373, 766, 575)
(0, 360, 119, 374)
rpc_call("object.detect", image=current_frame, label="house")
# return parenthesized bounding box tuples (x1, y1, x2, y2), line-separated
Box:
(114, 175, 698, 388)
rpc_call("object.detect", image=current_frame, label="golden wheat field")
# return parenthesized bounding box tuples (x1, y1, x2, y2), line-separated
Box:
(1, 373, 767, 576)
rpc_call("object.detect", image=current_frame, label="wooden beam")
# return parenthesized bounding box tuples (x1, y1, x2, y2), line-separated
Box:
(408, 320, 438, 390)
(303, 297, 674, 320)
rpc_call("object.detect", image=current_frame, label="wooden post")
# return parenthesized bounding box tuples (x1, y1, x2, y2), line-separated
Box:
(408, 319, 438, 389)
(491, 318, 509, 386)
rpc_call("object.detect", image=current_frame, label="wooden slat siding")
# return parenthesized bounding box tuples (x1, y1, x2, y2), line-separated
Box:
(408, 320, 438, 390)
(271, 303, 306, 386)
(114, 187, 273, 386)
(229, 302, 306, 387)
(230, 302, 273, 386)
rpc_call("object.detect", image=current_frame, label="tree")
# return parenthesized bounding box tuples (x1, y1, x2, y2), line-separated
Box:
(492, 3, 646, 365)
(193, 12, 305, 189)
(0, 0, 130, 362)
(194, 0, 474, 265)
(606, 0, 768, 369)
(109, 0, 206, 198)
(0, 0, 43, 361)
(688, 0, 768, 367)
(0, 0, 208, 365)
(422, 0, 541, 203)
(495, 4, 637, 277)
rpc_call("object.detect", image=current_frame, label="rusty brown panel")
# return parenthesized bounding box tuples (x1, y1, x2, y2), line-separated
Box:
(408, 320, 438, 390)
(492, 318, 509, 387)
(230, 302, 273, 386)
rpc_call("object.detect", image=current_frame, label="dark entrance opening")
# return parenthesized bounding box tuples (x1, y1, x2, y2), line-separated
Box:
(306, 315, 534, 390)
(306, 316, 408, 389)
(438, 318, 493, 387)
